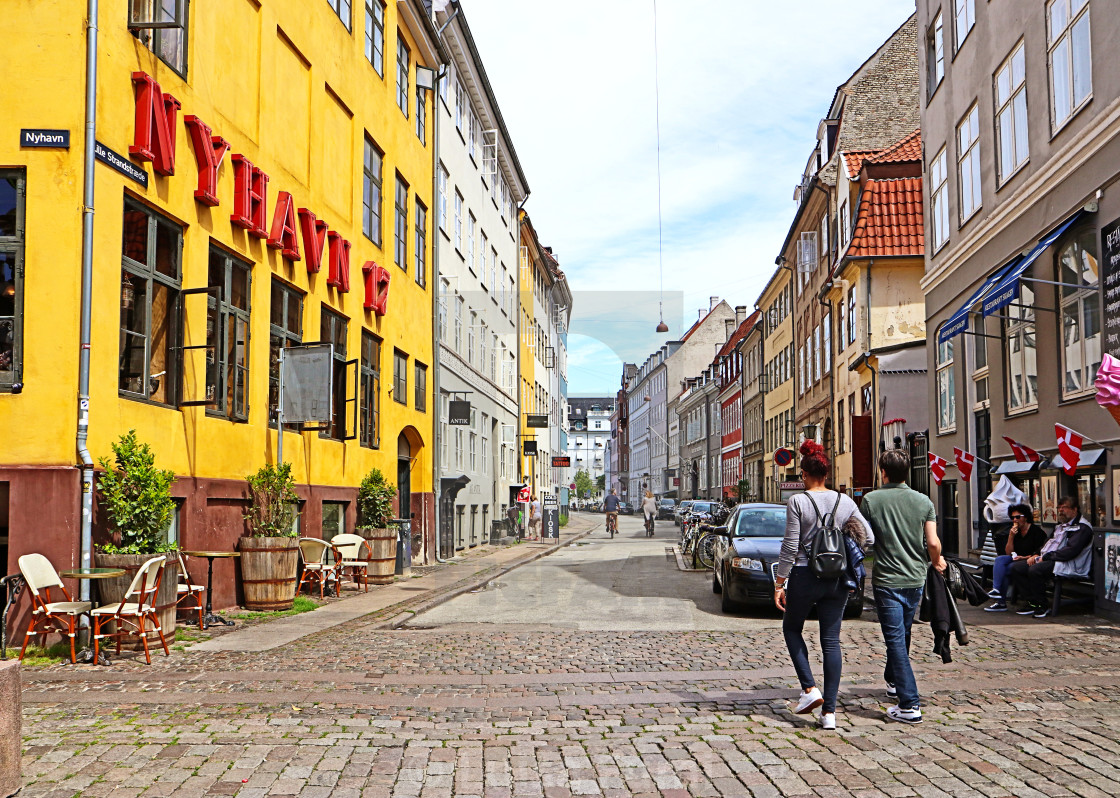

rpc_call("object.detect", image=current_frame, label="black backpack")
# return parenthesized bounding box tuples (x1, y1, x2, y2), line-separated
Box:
(802, 491, 848, 580)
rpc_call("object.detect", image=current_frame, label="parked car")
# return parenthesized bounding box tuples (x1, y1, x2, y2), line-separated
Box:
(674, 500, 694, 527)
(710, 502, 864, 617)
(657, 498, 676, 520)
(618, 501, 634, 515)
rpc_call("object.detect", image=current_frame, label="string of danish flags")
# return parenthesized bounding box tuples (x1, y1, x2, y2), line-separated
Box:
(927, 424, 1099, 485)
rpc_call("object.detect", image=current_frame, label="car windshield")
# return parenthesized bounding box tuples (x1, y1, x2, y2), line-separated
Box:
(734, 507, 788, 537)
(660, 500, 674, 507)
(691, 502, 714, 514)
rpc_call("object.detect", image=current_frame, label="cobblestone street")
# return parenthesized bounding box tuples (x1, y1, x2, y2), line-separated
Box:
(19, 515, 1120, 798)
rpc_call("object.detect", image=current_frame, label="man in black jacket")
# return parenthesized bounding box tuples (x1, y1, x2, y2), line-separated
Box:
(1009, 496, 1093, 618)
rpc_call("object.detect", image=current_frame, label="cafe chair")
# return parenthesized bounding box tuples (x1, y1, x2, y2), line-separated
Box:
(297, 538, 336, 599)
(330, 534, 373, 593)
(17, 553, 93, 664)
(91, 556, 169, 665)
(175, 551, 205, 630)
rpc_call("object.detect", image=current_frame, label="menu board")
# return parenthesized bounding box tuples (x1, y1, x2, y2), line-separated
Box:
(1102, 218, 1120, 358)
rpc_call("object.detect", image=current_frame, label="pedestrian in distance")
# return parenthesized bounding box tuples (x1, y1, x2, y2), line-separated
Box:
(984, 503, 1046, 612)
(528, 494, 542, 541)
(859, 449, 947, 725)
(774, 441, 872, 731)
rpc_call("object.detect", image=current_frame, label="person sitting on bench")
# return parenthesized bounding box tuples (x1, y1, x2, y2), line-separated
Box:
(1009, 495, 1092, 619)
(984, 503, 1046, 612)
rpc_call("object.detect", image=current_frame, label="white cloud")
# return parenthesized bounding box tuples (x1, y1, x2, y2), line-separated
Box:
(463, 0, 916, 390)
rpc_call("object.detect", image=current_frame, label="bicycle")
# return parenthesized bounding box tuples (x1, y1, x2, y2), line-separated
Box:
(644, 514, 655, 537)
(606, 512, 617, 538)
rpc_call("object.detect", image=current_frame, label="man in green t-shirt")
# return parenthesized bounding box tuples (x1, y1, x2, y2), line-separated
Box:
(860, 449, 947, 725)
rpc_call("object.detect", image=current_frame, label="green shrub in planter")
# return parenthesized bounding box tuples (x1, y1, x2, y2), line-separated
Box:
(97, 430, 176, 555)
(357, 468, 396, 529)
(240, 463, 300, 611)
(244, 463, 299, 537)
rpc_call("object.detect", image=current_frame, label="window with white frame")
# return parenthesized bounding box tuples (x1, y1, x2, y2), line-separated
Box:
(454, 295, 463, 353)
(1058, 226, 1101, 398)
(928, 10, 944, 96)
(954, 0, 974, 51)
(1005, 283, 1037, 412)
(995, 43, 1029, 183)
(957, 106, 981, 222)
(437, 165, 448, 233)
(453, 191, 463, 251)
(936, 333, 956, 432)
(1047, 0, 1092, 130)
(839, 197, 850, 251)
(455, 80, 465, 134)
(468, 311, 476, 365)
(847, 288, 856, 346)
(972, 314, 989, 409)
(930, 147, 950, 250)
(467, 213, 476, 273)
(479, 231, 488, 289)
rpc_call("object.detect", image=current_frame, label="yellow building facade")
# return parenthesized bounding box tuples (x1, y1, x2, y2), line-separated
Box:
(757, 268, 794, 502)
(0, 0, 445, 604)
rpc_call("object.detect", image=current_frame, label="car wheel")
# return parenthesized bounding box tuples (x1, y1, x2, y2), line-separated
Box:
(712, 570, 722, 594)
(720, 571, 738, 613)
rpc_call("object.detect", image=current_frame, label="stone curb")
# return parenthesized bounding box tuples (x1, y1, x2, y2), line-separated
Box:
(376, 524, 597, 629)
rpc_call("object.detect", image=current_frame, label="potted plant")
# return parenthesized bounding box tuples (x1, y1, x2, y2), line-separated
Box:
(356, 468, 397, 585)
(95, 430, 180, 645)
(239, 463, 300, 610)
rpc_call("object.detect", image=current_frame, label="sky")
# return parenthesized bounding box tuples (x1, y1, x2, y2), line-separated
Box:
(463, 0, 917, 395)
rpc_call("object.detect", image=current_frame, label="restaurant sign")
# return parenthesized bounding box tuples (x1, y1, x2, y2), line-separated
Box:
(1102, 217, 1120, 358)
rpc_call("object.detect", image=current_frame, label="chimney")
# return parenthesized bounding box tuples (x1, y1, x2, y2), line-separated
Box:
(724, 318, 735, 339)
(710, 296, 720, 311)
(735, 305, 748, 325)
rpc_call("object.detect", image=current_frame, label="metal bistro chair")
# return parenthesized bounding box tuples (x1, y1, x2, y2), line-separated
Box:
(91, 556, 170, 665)
(175, 551, 205, 630)
(297, 538, 337, 598)
(330, 534, 373, 593)
(17, 554, 92, 664)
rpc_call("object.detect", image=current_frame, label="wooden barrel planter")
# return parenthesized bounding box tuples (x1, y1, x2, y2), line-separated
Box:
(92, 554, 179, 650)
(238, 536, 299, 610)
(360, 527, 397, 586)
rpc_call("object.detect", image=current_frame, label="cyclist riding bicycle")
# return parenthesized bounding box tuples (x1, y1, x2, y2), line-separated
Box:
(603, 489, 621, 536)
(641, 491, 657, 536)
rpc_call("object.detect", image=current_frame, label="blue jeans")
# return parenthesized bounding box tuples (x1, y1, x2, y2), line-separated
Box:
(782, 566, 849, 713)
(992, 555, 1013, 598)
(873, 586, 923, 710)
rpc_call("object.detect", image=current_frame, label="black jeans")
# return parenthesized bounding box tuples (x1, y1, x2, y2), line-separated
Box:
(1011, 558, 1055, 607)
(782, 566, 849, 713)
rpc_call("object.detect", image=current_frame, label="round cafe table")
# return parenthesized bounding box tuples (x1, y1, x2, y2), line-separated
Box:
(181, 551, 240, 630)
(60, 568, 125, 665)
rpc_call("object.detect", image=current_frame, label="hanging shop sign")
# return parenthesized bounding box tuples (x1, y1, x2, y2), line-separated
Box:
(127, 71, 389, 313)
(448, 400, 471, 425)
(20, 129, 70, 148)
(526, 415, 548, 428)
(1102, 217, 1120, 358)
(552, 456, 571, 467)
(523, 440, 538, 456)
(95, 141, 148, 187)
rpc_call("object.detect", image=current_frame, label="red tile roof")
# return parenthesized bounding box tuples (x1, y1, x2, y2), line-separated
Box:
(842, 150, 877, 177)
(713, 314, 756, 362)
(845, 177, 924, 259)
(867, 129, 922, 164)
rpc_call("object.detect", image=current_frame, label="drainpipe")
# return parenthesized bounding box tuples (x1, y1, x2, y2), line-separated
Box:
(864, 259, 878, 488)
(76, 0, 100, 598)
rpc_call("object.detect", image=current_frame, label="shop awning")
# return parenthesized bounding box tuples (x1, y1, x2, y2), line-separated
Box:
(992, 460, 1041, 475)
(937, 209, 1087, 343)
(981, 210, 1088, 317)
(1048, 447, 1105, 472)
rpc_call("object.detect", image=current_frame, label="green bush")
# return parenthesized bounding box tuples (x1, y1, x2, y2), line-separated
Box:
(559, 513, 569, 527)
(97, 430, 177, 554)
(357, 467, 397, 528)
(244, 462, 298, 537)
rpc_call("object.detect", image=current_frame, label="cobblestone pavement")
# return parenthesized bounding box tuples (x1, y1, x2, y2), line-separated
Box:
(19, 515, 1120, 797)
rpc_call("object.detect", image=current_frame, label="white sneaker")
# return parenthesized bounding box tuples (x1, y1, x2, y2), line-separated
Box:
(819, 712, 836, 730)
(886, 682, 897, 699)
(794, 687, 824, 714)
(886, 705, 922, 724)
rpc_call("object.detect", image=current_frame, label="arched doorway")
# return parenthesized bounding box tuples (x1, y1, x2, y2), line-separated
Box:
(397, 432, 411, 520)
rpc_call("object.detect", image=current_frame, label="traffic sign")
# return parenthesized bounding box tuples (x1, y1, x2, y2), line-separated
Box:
(774, 448, 793, 466)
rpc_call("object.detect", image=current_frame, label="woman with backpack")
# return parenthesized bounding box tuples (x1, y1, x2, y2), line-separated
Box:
(774, 441, 872, 730)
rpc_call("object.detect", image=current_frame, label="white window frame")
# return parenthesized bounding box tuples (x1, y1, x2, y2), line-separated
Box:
(1004, 283, 1038, 414)
(995, 42, 1029, 184)
(936, 333, 956, 433)
(957, 106, 981, 223)
(1047, 0, 1092, 132)
(930, 147, 950, 251)
(1058, 227, 1101, 400)
(953, 0, 974, 52)
(928, 10, 945, 97)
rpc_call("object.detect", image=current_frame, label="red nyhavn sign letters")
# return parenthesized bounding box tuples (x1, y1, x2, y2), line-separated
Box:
(129, 72, 389, 315)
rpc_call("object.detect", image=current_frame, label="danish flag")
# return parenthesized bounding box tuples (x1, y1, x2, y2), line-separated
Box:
(1055, 423, 1084, 476)
(928, 452, 947, 485)
(953, 447, 976, 482)
(1003, 436, 1040, 463)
